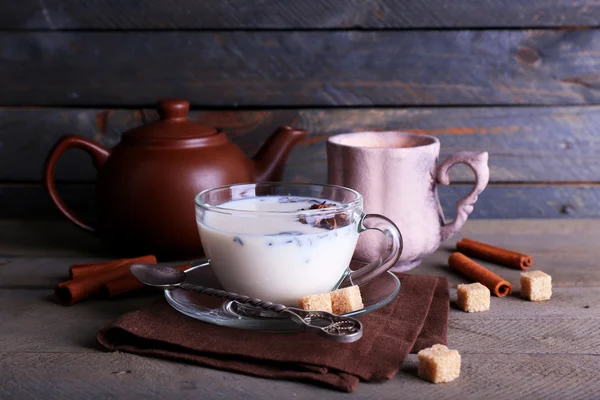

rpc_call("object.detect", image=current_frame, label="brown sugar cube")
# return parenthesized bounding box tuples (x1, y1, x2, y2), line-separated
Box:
(298, 292, 332, 313)
(418, 344, 461, 383)
(457, 282, 490, 313)
(330, 285, 364, 314)
(520, 270, 552, 301)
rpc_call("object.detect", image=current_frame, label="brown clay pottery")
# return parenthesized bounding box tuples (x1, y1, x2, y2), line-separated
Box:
(44, 99, 308, 259)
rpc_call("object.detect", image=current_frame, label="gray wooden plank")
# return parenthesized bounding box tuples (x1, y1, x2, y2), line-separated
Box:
(3, 106, 600, 183)
(0, 286, 598, 354)
(0, 288, 156, 353)
(1, 219, 599, 261)
(3, 183, 600, 220)
(426, 219, 600, 287)
(2, 30, 600, 106)
(3, 241, 600, 288)
(449, 317, 600, 356)
(447, 288, 600, 319)
(0, 352, 294, 400)
(3, 250, 600, 291)
(1, 219, 600, 398)
(0, 220, 111, 257)
(0, 257, 197, 288)
(397, 354, 600, 400)
(439, 184, 600, 218)
(423, 246, 600, 289)
(2, 0, 598, 29)
(0, 351, 599, 399)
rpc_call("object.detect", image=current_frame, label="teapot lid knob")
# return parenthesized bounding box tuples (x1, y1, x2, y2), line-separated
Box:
(157, 99, 190, 120)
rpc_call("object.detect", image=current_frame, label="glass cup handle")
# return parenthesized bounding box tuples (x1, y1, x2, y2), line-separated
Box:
(343, 213, 403, 287)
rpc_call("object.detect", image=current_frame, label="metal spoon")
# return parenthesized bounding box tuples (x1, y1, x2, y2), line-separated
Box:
(130, 264, 363, 343)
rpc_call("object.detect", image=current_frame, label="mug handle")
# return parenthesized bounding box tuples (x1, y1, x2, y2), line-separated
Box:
(44, 135, 111, 232)
(342, 213, 403, 287)
(436, 151, 490, 241)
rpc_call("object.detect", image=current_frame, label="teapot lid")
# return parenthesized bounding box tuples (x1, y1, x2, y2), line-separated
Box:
(122, 99, 217, 143)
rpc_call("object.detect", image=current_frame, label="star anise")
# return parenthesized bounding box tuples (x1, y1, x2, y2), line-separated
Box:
(298, 201, 349, 230)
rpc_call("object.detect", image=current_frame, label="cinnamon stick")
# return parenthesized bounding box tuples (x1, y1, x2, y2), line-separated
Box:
(70, 255, 157, 280)
(449, 252, 512, 297)
(104, 264, 191, 297)
(55, 255, 157, 306)
(456, 238, 533, 270)
(56, 268, 131, 306)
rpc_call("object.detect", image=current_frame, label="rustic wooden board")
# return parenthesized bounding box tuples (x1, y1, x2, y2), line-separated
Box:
(3, 249, 600, 289)
(2, 30, 600, 106)
(449, 317, 600, 355)
(3, 183, 599, 220)
(448, 288, 600, 319)
(425, 247, 600, 289)
(0, 286, 598, 355)
(4, 219, 595, 258)
(3, 0, 598, 29)
(3, 106, 600, 183)
(2, 220, 600, 284)
(0, 221, 111, 258)
(1, 220, 599, 398)
(1, 352, 598, 399)
(4, 249, 600, 289)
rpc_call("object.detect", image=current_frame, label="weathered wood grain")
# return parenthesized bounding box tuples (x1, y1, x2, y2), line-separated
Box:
(1, 352, 597, 400)
(3, 106, 600, 183)
(2, 0, 599, 30)
(2, 30, 600, 106)
(0, 289, 157, 353)
(398, 353, 600, 400)
(440, 184, 600, 218)
(449, 318, 600, 356)
(3, 248, 600, 289)
(2, 219, 592, 258)
(1, 219, 600, 398)
(0, 257, 196, 288)
(4, 249, 600, 289)
(1, 286, 598, 356)
(424, 246, 600, 289)
(3, 183, 599, 220)
(0, 220, 111, 257)
(448, 288, 600, 319)
(5, 226, 600, 286)
(2, 220, 600, 285)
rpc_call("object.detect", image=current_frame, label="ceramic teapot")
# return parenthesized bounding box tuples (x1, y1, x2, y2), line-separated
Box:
(44, 99, 308, 259)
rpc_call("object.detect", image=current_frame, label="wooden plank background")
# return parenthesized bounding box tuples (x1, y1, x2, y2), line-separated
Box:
(1, 0, 598, 29)
(5, 183, 599, 220)
(4, 107, 599, 183)
(1, 1, 599, 219)
(2, 30, 600, 106)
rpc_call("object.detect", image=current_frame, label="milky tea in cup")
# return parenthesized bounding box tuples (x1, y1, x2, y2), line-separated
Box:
(195, 183, 402, 306)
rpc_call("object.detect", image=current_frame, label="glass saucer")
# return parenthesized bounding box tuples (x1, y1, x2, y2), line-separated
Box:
(164, 260, 401, 332)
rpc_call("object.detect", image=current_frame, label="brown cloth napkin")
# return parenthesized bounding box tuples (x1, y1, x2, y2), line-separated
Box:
(97, 274, 448, 392)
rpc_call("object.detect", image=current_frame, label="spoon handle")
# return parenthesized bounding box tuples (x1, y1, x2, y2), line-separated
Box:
(282, 308, 363, 343)
(177, 282, 363, 343)
(178, 282, 287, 312)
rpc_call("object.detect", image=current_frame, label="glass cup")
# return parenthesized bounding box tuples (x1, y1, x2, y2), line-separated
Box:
(195, 183, 403, 306)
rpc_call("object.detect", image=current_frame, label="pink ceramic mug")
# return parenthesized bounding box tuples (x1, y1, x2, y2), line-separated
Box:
(327, 131, 489, 272)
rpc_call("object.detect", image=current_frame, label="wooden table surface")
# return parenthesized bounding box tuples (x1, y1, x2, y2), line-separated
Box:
(1, 219, 599, 399)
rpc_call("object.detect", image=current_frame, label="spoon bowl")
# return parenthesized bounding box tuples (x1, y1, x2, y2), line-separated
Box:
(130, 264, 187, 288)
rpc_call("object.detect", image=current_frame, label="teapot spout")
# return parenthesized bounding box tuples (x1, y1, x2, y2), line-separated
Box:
(252, 126, 308, 182)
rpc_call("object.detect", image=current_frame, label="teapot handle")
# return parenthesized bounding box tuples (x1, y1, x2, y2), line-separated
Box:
(44, 135, 110, 232)
(436, 151, 489, 241)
